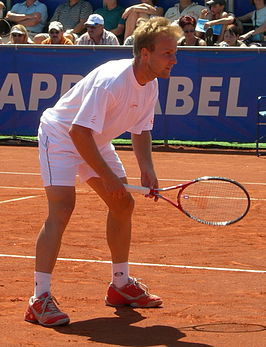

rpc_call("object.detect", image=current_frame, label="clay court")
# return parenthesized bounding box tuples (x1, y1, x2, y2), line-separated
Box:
(0, 145, 265, 346)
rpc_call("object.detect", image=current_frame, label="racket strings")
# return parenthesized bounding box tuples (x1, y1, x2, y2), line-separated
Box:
(178, 180, 249, 225)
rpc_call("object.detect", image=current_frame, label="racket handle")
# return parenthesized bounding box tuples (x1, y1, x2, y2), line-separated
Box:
(124, 184, 151, 195)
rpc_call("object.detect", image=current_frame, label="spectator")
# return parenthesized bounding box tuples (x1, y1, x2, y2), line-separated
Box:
(94, 0, 125, 43)
(177, 15, 206, 46)
(218, 23, 247, 46)
(7, 24, 32, 44)
(238, 0, 266, 46)
(198, 0, 234, 45)
(41, 21, 73, 45)
(165, 0, 206, 23)
(0, 1, 5, 19)
(122, 0, 163, 40)
(5, 0, 48, 39)
(49, 0, 93, 36)
(123, 16, 148, 45)
(77, 13, 119, 45)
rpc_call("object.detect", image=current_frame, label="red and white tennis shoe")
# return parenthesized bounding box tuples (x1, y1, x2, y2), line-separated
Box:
(24, 292, 70, 327)
(105, 278, 162, 308)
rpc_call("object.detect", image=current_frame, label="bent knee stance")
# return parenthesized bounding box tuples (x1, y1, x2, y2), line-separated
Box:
(109, 194, 135, 217)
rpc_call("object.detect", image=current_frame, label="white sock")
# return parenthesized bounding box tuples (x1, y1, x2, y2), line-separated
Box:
(112, 262, 129, 288)
(34, 271, 52, 298)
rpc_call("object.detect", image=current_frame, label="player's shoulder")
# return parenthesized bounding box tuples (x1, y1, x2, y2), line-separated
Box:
(97, 59, 133, 81)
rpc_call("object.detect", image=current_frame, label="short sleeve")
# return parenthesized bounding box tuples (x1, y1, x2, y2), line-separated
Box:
(72, 87, 114, 134)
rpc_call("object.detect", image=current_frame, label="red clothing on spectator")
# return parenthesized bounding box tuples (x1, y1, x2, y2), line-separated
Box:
(41, 36, 73, 45)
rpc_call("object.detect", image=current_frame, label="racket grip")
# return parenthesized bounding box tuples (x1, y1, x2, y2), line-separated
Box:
(124, 184, 151, 195)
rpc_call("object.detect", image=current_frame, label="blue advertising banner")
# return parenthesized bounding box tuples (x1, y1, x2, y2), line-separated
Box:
(0, 45, 266, 142)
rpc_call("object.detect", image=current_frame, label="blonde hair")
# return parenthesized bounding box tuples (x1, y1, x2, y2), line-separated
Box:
(133, 17, 181, 58)
(10, 24, 29, 44)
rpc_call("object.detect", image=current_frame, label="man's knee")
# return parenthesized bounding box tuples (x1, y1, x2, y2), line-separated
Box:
(110, 194, 135, 216)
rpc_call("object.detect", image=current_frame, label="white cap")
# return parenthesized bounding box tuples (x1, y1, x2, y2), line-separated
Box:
(85, 14, 104, 26)
(48, 21, 63, 32)
(11, 26, 24, 35)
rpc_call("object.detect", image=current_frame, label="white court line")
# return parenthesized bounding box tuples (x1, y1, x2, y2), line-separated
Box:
(0, 185, 266, 201)
(1, 171, 266, 186)
(0, 195, 39, 204)
(0, 171, 40, 175)
(0, 254, 265, 274)
(0, 186, 43, 190)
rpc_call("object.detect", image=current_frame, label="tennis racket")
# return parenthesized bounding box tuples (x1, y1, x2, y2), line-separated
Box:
(124, 176, 250, 226)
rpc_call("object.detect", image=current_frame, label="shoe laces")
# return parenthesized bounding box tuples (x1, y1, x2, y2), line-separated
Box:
(40, 295, 60, 318)
(131, 278, 149, 294)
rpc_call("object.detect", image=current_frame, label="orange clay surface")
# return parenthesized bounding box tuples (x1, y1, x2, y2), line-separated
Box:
(0, 146, 265, 347)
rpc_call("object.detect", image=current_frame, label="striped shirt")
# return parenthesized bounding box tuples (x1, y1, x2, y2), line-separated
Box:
(50, 0, 93, 31)
(77, 29, 120, 45)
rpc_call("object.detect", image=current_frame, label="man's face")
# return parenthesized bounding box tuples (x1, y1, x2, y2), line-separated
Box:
(144, 34, 177, 79)
(86, 24, 104, 40)
(209, 4, 224, 15)
(49, 29, 63, 44)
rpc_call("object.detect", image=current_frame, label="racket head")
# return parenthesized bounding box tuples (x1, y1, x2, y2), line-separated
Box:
(176, 176, 250, 226)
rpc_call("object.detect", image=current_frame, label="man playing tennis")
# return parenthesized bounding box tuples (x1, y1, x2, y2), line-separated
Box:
(24, 17, 181, 327)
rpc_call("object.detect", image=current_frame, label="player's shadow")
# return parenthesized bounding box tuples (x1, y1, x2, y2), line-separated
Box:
(54, 308, 213, 347)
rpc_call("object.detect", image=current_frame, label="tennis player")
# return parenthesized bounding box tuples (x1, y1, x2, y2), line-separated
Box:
(24, 16, 181, 327)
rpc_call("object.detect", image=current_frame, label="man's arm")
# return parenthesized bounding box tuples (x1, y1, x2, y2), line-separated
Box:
(110, 23, 125, 37)
(5, 11, 41, 26)
(131, 131, 158, 189)
(239, 21, 266, 40)
(69, 124, 127, 198)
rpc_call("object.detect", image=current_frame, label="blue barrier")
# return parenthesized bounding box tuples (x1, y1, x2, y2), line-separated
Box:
(0, 45, 265, 142)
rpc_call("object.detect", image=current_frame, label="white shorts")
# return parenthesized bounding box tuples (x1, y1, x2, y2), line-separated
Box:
(38, 124, 126, 187)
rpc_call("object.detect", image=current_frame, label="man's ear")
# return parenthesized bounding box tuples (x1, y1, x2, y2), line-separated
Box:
(140, 47, 150, 60)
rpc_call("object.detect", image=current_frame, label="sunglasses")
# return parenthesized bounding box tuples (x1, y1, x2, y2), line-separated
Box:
(86, 25, 100, 29)
(50, 30, 59, 34)
(11, 33, 23, 37)
(184, 30, 195, 33)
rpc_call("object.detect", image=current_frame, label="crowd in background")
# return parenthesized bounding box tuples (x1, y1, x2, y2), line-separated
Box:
(0, 0, 265, 47)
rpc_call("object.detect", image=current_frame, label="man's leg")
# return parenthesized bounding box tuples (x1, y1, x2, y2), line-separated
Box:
(88, 177, 133, 264)
(88, 177, 162, 308)
(35, 185, 76, 273)
(24, 185, 75, 327)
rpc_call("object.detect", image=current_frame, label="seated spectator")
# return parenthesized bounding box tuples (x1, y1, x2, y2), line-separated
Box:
(34, 0, 93, 43)
(41, 21, 73, 45)
(77, 13, 119, 45)
(218, 23, 247, 46)
(165, 0, 206, 23)
(49, 0, 93, 36)
(94, 0, 125, 43)
(0, 1, 5, 18)
(177, 15, 206, 46)
(122, 0, 163, 40)
(198, 0, 234, 45)
(123, 16, 148, 45)
(7, 24, 32, 44)
(5, 0, 48, 39)
(238, 0, 266, 46)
